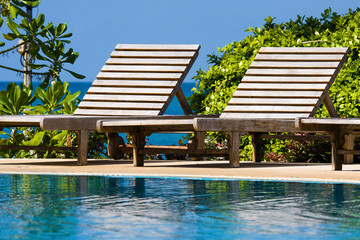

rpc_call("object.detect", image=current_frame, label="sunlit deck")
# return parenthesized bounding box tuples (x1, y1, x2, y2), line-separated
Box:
(0, 158, 359, 184)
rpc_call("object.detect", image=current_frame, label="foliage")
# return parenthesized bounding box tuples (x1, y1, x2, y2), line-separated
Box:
(0, 82, 35, 115)
(0, 81, 109, 159)
(0, 81, 80, 158)
(0, 0, 85, 87)
(0, 2, 101, 159)
(263, 135, 331, 163)
(188, 8, 360, 162)
(87, 131, 107, 159)
(25, 81, 80, 114)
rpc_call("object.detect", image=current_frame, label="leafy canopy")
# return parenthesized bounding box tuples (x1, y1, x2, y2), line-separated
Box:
(189, 8, 360, 119)
(188, 8, 360, 162)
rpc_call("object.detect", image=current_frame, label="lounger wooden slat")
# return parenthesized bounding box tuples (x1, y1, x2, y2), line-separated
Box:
(0, 115, 44, 127)
(246, 69, 335, 76)
(115, 44, 200, 51)
(259, 47, 348, 54)
(250, 61, 339, 69)
(92, 80, 178, 88)
(86, 87, 173, 95)
(111, 51, 196, 58)
(100, 119, 195, 127)
(220, 112, 310, 119)
(238, 83, 327, 91)
(106, 58, 191, 65)
(254, 54, 345, 61)
(75, 109, 161, 116)
(224, 105, 314, 113)
(97, 72, 182, 80)
(82, 94, 168, 103)
(228, 98, 318, 106)
(241, 76, 331, 83)
(101, 65, 187, 73)
(297, 118, 360, 127)
(233, 90, 323, 98)
(77, 102, 164, 110)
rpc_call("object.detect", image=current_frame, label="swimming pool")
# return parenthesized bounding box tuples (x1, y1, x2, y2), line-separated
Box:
(0, 174, 359, 239)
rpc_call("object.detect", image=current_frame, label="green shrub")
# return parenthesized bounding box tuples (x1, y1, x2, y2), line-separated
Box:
(0, 81, 108, 159)
(188, 8, 360, 162)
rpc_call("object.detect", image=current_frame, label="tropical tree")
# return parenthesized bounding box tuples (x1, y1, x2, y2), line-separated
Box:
(0, 1, 89, 159)
(0, 0, 84, 87)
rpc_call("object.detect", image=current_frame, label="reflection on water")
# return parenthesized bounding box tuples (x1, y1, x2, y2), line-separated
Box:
(0, 175, 360, 239)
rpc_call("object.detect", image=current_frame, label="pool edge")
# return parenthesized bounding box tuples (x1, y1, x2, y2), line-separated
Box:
(2, 171, 360, 185)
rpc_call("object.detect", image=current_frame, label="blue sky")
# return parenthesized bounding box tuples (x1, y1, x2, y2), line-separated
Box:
(0, 0, 359, 83)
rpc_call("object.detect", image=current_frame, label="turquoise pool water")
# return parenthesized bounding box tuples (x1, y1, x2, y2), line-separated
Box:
(1, 174, 360, 239)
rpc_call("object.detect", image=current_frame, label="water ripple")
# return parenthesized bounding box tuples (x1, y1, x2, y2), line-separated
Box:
(1, 175, 360, 239)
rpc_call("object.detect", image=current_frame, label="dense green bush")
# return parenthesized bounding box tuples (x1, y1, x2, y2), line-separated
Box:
(0, 81, 109, 159)
(188, 8, 360, 162)
(0, 81, 79, 158)
(0, 1, 104, 159)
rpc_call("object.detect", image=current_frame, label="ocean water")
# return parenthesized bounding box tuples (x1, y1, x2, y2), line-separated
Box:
(0, 81, 196, 146)
(1, 174, 360, 240)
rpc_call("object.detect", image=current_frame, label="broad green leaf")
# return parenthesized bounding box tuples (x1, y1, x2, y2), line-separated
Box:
(62, 50, 78, 64)
(24, 106, 46, 115)
(57, 23, 67, 35)
(59, 91, 81, 105)
(47, 25, 55, 36)
(40, 22, 53, 32)
(0, 131, 10, 136)
(2, 33, 17, 41)
(38, 41, 55, 59)
(35, 53, 50, 62)
(9, 5, 19, 19)
(20, 0, 41, 7)
(28, 63, 48, 70)
(59, 33, 72, 38)
(36, 13, 45, 27)
(64, 69, 86, 79)
(22, 131, 45, 146)
(63, 81, 69, 93)
(52, 131, 68, 141)
(6, 16, 20, 36)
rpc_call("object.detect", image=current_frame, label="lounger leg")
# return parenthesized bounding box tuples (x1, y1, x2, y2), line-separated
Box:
(227, 132, 240, 168)
(329, 128, 344, 171)
(76, 129, 89, 166)
(189, 131, 205, 160)
(131, 131, 146, 167)
(251, 133, 263, 163)
(344, 133, 355, 164)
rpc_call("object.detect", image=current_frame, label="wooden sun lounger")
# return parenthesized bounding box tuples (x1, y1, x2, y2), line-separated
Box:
(0, 44, 201, 164)
(96, 47, 350, 170)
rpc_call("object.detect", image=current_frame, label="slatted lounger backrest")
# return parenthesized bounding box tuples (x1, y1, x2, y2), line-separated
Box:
(220, 47, 348, 119)
(74, 44, 200, 116)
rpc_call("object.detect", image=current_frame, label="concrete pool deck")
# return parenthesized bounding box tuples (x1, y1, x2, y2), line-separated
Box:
(0, 158, 360, 184)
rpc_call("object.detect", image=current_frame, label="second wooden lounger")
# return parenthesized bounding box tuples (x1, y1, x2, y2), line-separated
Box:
(97, 47, 349, 170)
